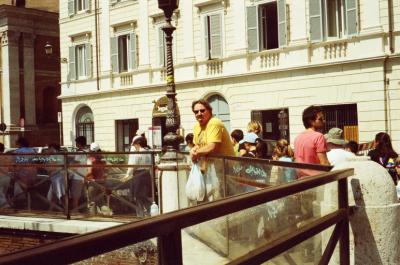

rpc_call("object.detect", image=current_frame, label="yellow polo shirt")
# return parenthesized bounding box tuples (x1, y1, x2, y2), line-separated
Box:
(193, 117, 235, 157)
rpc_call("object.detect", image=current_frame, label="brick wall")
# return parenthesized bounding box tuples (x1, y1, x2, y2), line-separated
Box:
(0, 229, 158, 265)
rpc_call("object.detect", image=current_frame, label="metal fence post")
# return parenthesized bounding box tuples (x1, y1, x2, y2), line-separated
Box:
(338, 178, 349, 265)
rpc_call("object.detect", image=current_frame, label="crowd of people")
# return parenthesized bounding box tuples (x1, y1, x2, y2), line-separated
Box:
(185, 101, 399, 184)
(0, 99, 399, 216)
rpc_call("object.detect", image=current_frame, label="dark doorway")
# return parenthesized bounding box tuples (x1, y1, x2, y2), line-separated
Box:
(251, 108, 290, 142)
(115, 119, 138, 152)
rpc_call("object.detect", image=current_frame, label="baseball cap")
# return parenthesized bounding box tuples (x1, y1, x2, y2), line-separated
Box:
(242, 132, 259, 144)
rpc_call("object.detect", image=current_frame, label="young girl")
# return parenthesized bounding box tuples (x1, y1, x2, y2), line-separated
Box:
(271, 139, 296, 183)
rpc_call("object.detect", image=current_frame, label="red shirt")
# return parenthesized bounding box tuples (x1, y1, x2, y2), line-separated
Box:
(294, 130, 327, 177)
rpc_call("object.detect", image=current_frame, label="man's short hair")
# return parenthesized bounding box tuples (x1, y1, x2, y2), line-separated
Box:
(75, 136, 87, 146)
(345, 140, 359, 154)
(302, 105, 323, 129)
(231, 129, 244, 143)
(191, 98, 213, 114)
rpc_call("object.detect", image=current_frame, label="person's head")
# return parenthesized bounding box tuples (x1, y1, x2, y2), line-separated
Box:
(16, 137, 29, 148)
(272, 139, 294, 160)
(374, 132, 398, 158)
(75, 136, 87, 149)
(192, 99, 213, 126)
(0, 142, 4, 153)
(185, 133, 194, 147)
(302, 105, 325, 130)
(247, 121, 263, 135)
(345, 140, 358, 154)
(90, 142, 101, 152)
(324, 128, 347, 150)
(48, 143, 60, 153)
(131, 135, 146, 150)
(242, 132, 258, 151)
(255, 139, 269, 159)
(230, 129, 244, 145)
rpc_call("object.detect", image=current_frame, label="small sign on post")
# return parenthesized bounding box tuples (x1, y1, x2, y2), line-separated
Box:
(57, 112, 62, 123)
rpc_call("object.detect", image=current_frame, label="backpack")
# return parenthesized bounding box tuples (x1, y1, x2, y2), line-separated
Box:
(380, 157, 399, 185)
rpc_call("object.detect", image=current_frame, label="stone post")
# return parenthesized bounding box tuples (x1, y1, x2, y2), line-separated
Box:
(321, 157, 400, 264)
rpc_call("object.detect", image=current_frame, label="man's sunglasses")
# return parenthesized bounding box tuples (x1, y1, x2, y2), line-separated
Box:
(193, 109, 206, 114)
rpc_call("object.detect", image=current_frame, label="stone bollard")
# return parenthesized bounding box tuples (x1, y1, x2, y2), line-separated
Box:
(321, 157, 400, 264)
(158, 155, 189, 213)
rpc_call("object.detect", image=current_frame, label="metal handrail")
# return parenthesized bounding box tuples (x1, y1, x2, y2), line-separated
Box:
(0, 168, 353, 265)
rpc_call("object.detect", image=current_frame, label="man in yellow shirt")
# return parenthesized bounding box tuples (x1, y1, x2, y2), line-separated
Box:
(190, 99, 235, 161)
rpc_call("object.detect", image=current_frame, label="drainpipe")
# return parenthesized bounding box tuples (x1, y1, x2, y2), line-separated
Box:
(95, 0, 100, 90)
(388, 0, 394, 54)
(383, 56, 391, 134)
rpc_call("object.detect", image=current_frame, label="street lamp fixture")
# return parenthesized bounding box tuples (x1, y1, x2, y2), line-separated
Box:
(157, 0, 181, 153)
(44, 42, 68, 63)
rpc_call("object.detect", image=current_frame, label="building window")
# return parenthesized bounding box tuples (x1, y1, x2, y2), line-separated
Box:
(111, 33, 137, 73)
(320, 103, 358, 141)
(68, 43, 92, 80)
(116, 119, 138, 152)
(204, 13, 223, 59)
(68, 0, 90, 16)
(310, 0, 358, 42)
(247, 0, 287, 52)
(75, 106, 94, 144)
(207, 95, 230, 132)
(158, 27, 166, 67)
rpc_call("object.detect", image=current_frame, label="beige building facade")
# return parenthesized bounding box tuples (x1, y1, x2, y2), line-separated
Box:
(59, 0, 400, 151)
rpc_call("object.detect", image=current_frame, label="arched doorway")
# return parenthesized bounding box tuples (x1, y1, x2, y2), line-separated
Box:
(75, 106, 94, 144)
(207, 94, 231, 132)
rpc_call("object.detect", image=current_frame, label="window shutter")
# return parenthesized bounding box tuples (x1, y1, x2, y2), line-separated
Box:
(68, 46, 76, 80)
(110, 37, 118, 73)
(210, 14, 222, 58)
(85, 0, 91, 11)
(204, 16, 210, 59)
(68, 0, 75, 16)
(277, 0, 287, 47)
(246, 6, 259, 52)
(158, 28, 166, 67)
(309, 0, 323, 42)
(85, 43, 92, 77)
(346, 0, 358, 36)
(129, 33, 137, 69)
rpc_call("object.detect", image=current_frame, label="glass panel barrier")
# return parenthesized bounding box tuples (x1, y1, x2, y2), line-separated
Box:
(71, 238, 159, 265)
(183, 155, 335, 261)
(0, 151, 161, 221)
(67, 151, 159, 220)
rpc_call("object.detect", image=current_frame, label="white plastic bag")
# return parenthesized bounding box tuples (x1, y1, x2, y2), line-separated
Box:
(185, 163, 206, 201)
(205, 162, 220, 200)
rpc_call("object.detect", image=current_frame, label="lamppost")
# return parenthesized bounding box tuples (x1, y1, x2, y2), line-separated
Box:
(157, 1, 183, 262)
(157, 0, 181, 156)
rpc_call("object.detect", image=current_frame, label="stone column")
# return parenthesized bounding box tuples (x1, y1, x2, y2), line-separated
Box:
(1, 30, 20, 146)
(23, 32, 36, 126)
(321, 158, 400, 264)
